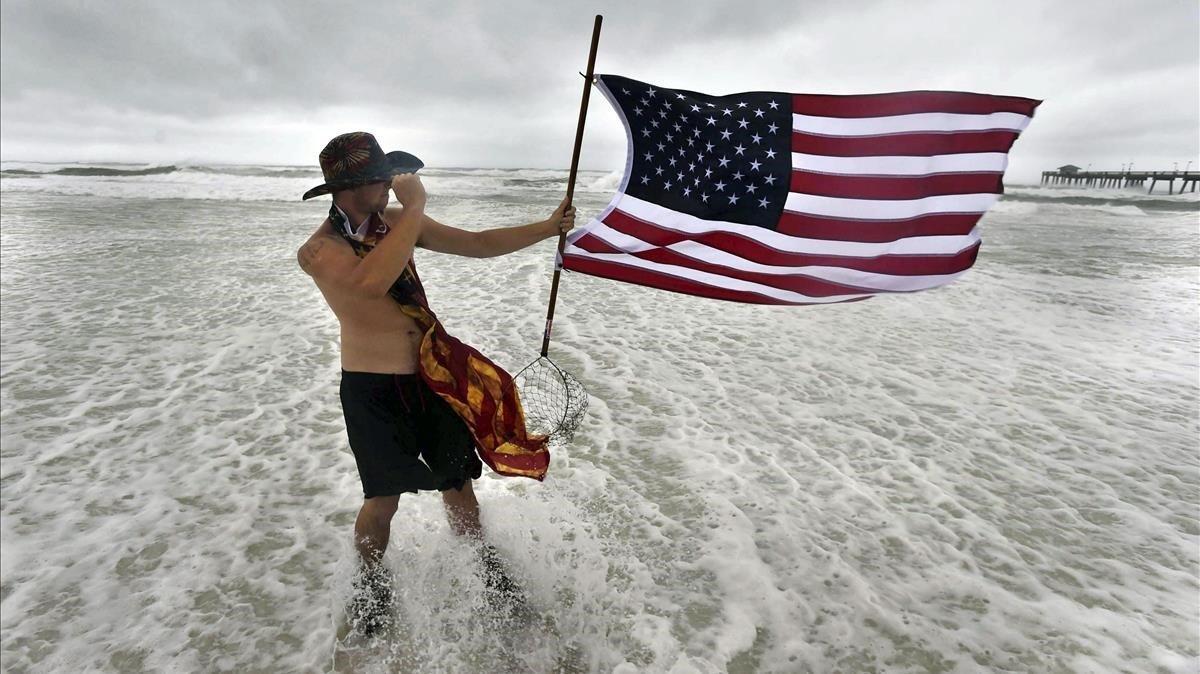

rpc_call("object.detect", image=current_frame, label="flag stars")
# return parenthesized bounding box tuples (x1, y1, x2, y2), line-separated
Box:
(626, 82, 792, 217)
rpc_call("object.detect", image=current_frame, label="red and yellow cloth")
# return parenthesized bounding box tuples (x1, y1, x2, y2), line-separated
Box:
(334, 207, 549, 480)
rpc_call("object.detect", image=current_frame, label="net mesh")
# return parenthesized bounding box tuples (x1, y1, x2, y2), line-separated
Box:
(510, 356, 588, 443)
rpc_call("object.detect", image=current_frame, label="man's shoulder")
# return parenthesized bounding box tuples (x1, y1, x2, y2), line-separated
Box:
(297, 219, 353, 277)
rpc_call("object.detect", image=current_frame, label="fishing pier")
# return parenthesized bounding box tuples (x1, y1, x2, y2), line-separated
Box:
(1041, 165, 1198, 194)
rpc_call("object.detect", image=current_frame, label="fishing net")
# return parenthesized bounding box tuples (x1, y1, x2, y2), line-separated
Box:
(510, 355, 588, 443)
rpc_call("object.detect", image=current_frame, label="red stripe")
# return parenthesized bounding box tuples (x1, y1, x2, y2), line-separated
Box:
(791, 91, 1041, 117)
(599, 209, 979, 271)
(561, 254, 871, 305)
(570, 236, 978, 295)
(572, 234, 865, 294)
(792, 130, 1023, 157)
(790, 170, 1004, 199)
(776, 211, 983, 242)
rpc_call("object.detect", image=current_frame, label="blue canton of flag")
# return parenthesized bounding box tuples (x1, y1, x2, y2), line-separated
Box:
(605, 74, 792, 229)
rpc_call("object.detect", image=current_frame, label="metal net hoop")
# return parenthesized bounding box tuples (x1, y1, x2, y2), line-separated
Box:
(509, 355, 588, 443)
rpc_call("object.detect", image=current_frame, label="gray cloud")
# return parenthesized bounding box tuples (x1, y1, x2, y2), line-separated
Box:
(2, 0, 1196, 180)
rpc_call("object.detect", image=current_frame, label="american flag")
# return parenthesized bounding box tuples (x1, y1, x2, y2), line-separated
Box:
(560, 74, 1040, 305)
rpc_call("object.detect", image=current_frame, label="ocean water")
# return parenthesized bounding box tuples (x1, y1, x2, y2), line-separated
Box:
(1, 163, 1197, 673)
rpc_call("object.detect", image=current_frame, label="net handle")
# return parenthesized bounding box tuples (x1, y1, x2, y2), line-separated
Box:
(540, 14, 603, 357)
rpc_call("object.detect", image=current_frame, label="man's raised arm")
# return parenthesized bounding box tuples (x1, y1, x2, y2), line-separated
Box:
(347, 175, 426, 297)
(297, 175, 426, 298)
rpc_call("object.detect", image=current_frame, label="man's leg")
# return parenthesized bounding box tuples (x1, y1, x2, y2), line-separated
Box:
(349, 495, 400, 636)
(441, 480, 482, 539)
(443, 480, 525, 609)
(354, 495, 401, 565)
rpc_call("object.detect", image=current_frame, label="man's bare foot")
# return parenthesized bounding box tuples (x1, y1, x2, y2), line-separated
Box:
(348, 563, 393, 637)
(477, 543, 528, 615)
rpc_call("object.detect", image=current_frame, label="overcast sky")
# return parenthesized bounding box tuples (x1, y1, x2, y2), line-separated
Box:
(2, 0, 1197, 183)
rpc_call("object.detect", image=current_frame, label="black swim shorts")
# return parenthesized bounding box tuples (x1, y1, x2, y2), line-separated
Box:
(340, 369, 483, 498)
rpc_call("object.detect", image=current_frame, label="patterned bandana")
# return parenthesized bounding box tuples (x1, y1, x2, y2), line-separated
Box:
(330, 207, 551, 480)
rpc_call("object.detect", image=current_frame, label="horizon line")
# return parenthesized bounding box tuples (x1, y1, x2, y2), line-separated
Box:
(0, 158, 618, 172)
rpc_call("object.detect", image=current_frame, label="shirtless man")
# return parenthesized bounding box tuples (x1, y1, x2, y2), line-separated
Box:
(295, 132, 574, 631)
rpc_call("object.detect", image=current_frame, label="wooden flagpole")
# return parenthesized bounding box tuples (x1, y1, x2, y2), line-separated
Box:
(540, 14, 602, 358)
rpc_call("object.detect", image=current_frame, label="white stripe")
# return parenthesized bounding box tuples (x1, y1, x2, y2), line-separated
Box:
(792, 152, 1010, 176)
(784, 192, 999, 220)
(793, 110, 1033, 136)
(560, 248, 875, 304)
(577, 222, 971, 291)
(569, 194, 983, 255)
